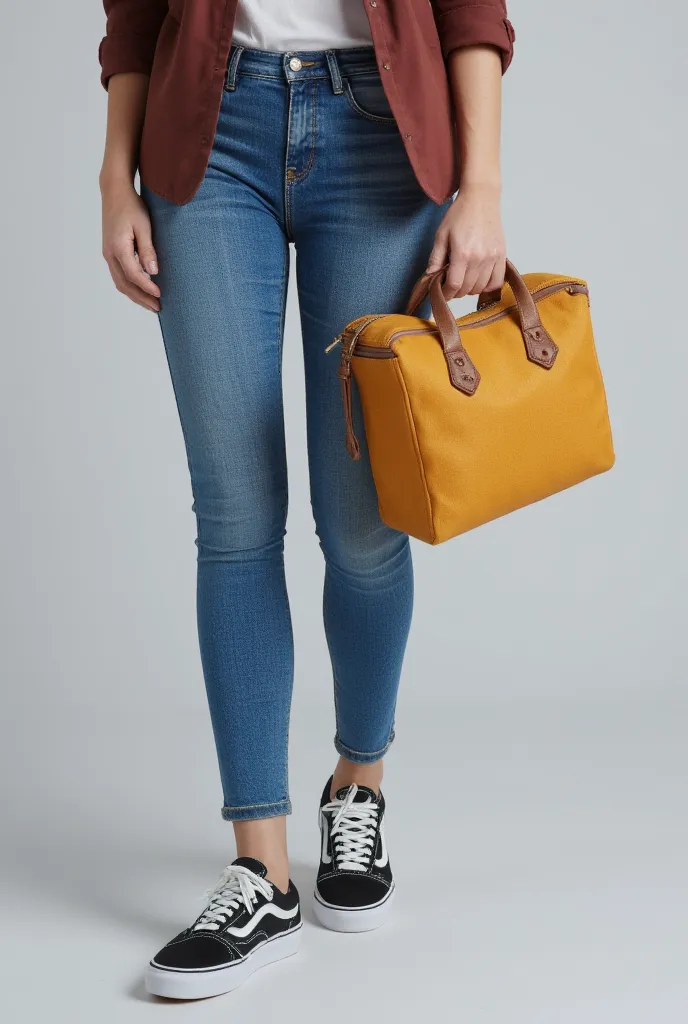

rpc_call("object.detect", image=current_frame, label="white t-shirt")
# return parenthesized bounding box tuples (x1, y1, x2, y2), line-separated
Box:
(232, 1, 373, 52)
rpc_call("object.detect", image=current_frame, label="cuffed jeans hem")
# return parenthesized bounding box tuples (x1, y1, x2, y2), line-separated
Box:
(334, 728, 395, 764)
(221, 798, 292, 822)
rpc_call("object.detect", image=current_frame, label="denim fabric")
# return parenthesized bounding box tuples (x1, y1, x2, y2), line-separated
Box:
(141, 46, 449, 821)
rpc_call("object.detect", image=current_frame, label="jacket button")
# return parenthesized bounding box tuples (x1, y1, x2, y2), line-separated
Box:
(383, 62, 391, 70)
(370, 1, 377, 6)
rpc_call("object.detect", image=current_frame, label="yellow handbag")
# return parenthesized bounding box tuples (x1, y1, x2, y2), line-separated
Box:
(332, 260, 615, 545)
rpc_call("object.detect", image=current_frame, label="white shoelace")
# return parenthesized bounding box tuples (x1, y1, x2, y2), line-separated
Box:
(321, 784, 379, 873)
(193, 864, 273, 932)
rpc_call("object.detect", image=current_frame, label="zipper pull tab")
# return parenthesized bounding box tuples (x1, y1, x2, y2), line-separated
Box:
(336, 338, 360, 460)
(324, 334, 342, 354)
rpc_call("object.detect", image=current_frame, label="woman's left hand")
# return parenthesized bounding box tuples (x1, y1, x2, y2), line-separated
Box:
(425, 183, 506, 300)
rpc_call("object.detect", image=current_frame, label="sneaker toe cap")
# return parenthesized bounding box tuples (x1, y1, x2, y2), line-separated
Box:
(317, 873, 390, 909)
(152, 934, 232, 970)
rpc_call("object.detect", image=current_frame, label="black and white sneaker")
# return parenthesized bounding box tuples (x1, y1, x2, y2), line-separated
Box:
(313, 777, 394, 932)
(145, 857, 301, 999)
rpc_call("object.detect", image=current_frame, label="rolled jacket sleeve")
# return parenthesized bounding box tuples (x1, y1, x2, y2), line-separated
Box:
(432, 1, 515, 71)
(99, 0, 169, 89)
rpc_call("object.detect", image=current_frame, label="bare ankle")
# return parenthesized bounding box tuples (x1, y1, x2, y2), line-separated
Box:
(331, 755, 383, 799)
(233, 816, 290, 894)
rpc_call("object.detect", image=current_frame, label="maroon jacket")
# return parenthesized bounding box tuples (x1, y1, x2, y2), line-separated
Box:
(100, 1, 514, 206)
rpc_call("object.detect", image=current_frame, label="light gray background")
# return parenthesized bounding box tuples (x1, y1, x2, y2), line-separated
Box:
(1, 1, 686, 1021)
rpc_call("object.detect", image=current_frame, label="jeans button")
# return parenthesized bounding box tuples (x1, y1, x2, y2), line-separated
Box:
(289, 57, 302, 71)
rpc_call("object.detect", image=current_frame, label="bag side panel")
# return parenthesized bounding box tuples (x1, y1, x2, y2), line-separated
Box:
(396, 290, 615, 544)
(351, 356, 435, 543)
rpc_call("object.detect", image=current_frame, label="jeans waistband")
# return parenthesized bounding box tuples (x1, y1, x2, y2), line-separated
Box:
(225, 44, 379, 93)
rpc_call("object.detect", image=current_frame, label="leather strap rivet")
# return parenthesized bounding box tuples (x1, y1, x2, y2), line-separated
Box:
(463, 374, 473, 383)
(454, 356, 464, 366)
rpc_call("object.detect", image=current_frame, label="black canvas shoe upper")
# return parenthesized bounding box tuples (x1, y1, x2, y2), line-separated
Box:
(315, 777, 394, 910)
(151, 857, 301, 972)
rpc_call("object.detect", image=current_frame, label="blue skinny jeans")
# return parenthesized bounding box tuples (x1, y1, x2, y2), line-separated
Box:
(142, 46, 448, 821)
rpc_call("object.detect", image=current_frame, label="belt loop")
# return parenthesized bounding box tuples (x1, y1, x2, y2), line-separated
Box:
(325, 50, 343, 95)
(225, 44, 244, 91)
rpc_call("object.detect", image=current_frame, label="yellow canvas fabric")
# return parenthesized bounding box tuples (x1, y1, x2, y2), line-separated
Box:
(341, 271, 615, 545)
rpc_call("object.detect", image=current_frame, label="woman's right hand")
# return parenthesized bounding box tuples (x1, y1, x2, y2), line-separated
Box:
(101, 181, 161, 313)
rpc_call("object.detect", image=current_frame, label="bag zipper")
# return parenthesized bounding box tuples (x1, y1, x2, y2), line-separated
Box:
(325, 313, 387, 354)
(333, 280, 588, 459)
(333, 314, 388, 460)
(355, 344, 396, 358)
(341, 280, 589, 360)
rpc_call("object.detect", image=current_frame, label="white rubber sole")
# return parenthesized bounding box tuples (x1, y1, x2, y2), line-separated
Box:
(144, 925, 302, 1000)
(312, 886, 395, 933)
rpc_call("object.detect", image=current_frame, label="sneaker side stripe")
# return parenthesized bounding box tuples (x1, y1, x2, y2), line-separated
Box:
(150, 923, 303, 974)
(224, 901, 299, 938)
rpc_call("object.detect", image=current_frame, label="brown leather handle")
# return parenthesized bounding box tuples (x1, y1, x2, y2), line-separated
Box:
(428, 274, 481, 395)
(405, 259, 559, 394)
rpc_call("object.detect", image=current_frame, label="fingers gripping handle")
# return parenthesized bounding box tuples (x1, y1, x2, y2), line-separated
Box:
(406, 260, 559, 391)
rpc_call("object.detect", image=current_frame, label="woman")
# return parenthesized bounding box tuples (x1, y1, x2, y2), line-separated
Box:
(100, 0, 514, 1000)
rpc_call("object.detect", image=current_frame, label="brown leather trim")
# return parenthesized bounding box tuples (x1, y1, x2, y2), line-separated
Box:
(353, 283, 588, 367)
(358, 281, 588, 355)
(477, 286, 502, 310)
(477, 269, 585, 312)
(405, 261, 565, 376)
(500, 262, 558, 369)
(354, 345, 397, 358)
(389, 282, 588, 345)
(341, 273, 586, 455)
(403, 267, 440, 319)
(337, 317, 387, 459)
(338, 368, 360, 460)
(470, 281, 588, 327)
(429, 275, 480, 395)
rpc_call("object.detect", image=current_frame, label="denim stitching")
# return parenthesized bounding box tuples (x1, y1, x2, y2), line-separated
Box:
(334, 731, 394, 762)
(325, 50, 343, 93)
(287, 80, 318, 184)
(276, 238, 290, 370)
(231, 67, 377, 84)
(224, 45, 244, 90)
(283, 83, 295, 238)
(332, 671, 342, 730)
(278, 561, 294, 811)
(221, 807, 291, 821)
(222, 798, 291, 812)
(235, 71, 317, 82)
(284, 80, 318, 236)
(343, 78, 397, 124)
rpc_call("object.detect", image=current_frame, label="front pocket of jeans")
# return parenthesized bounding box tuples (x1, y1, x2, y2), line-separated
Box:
(344, 74, 396, 123)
